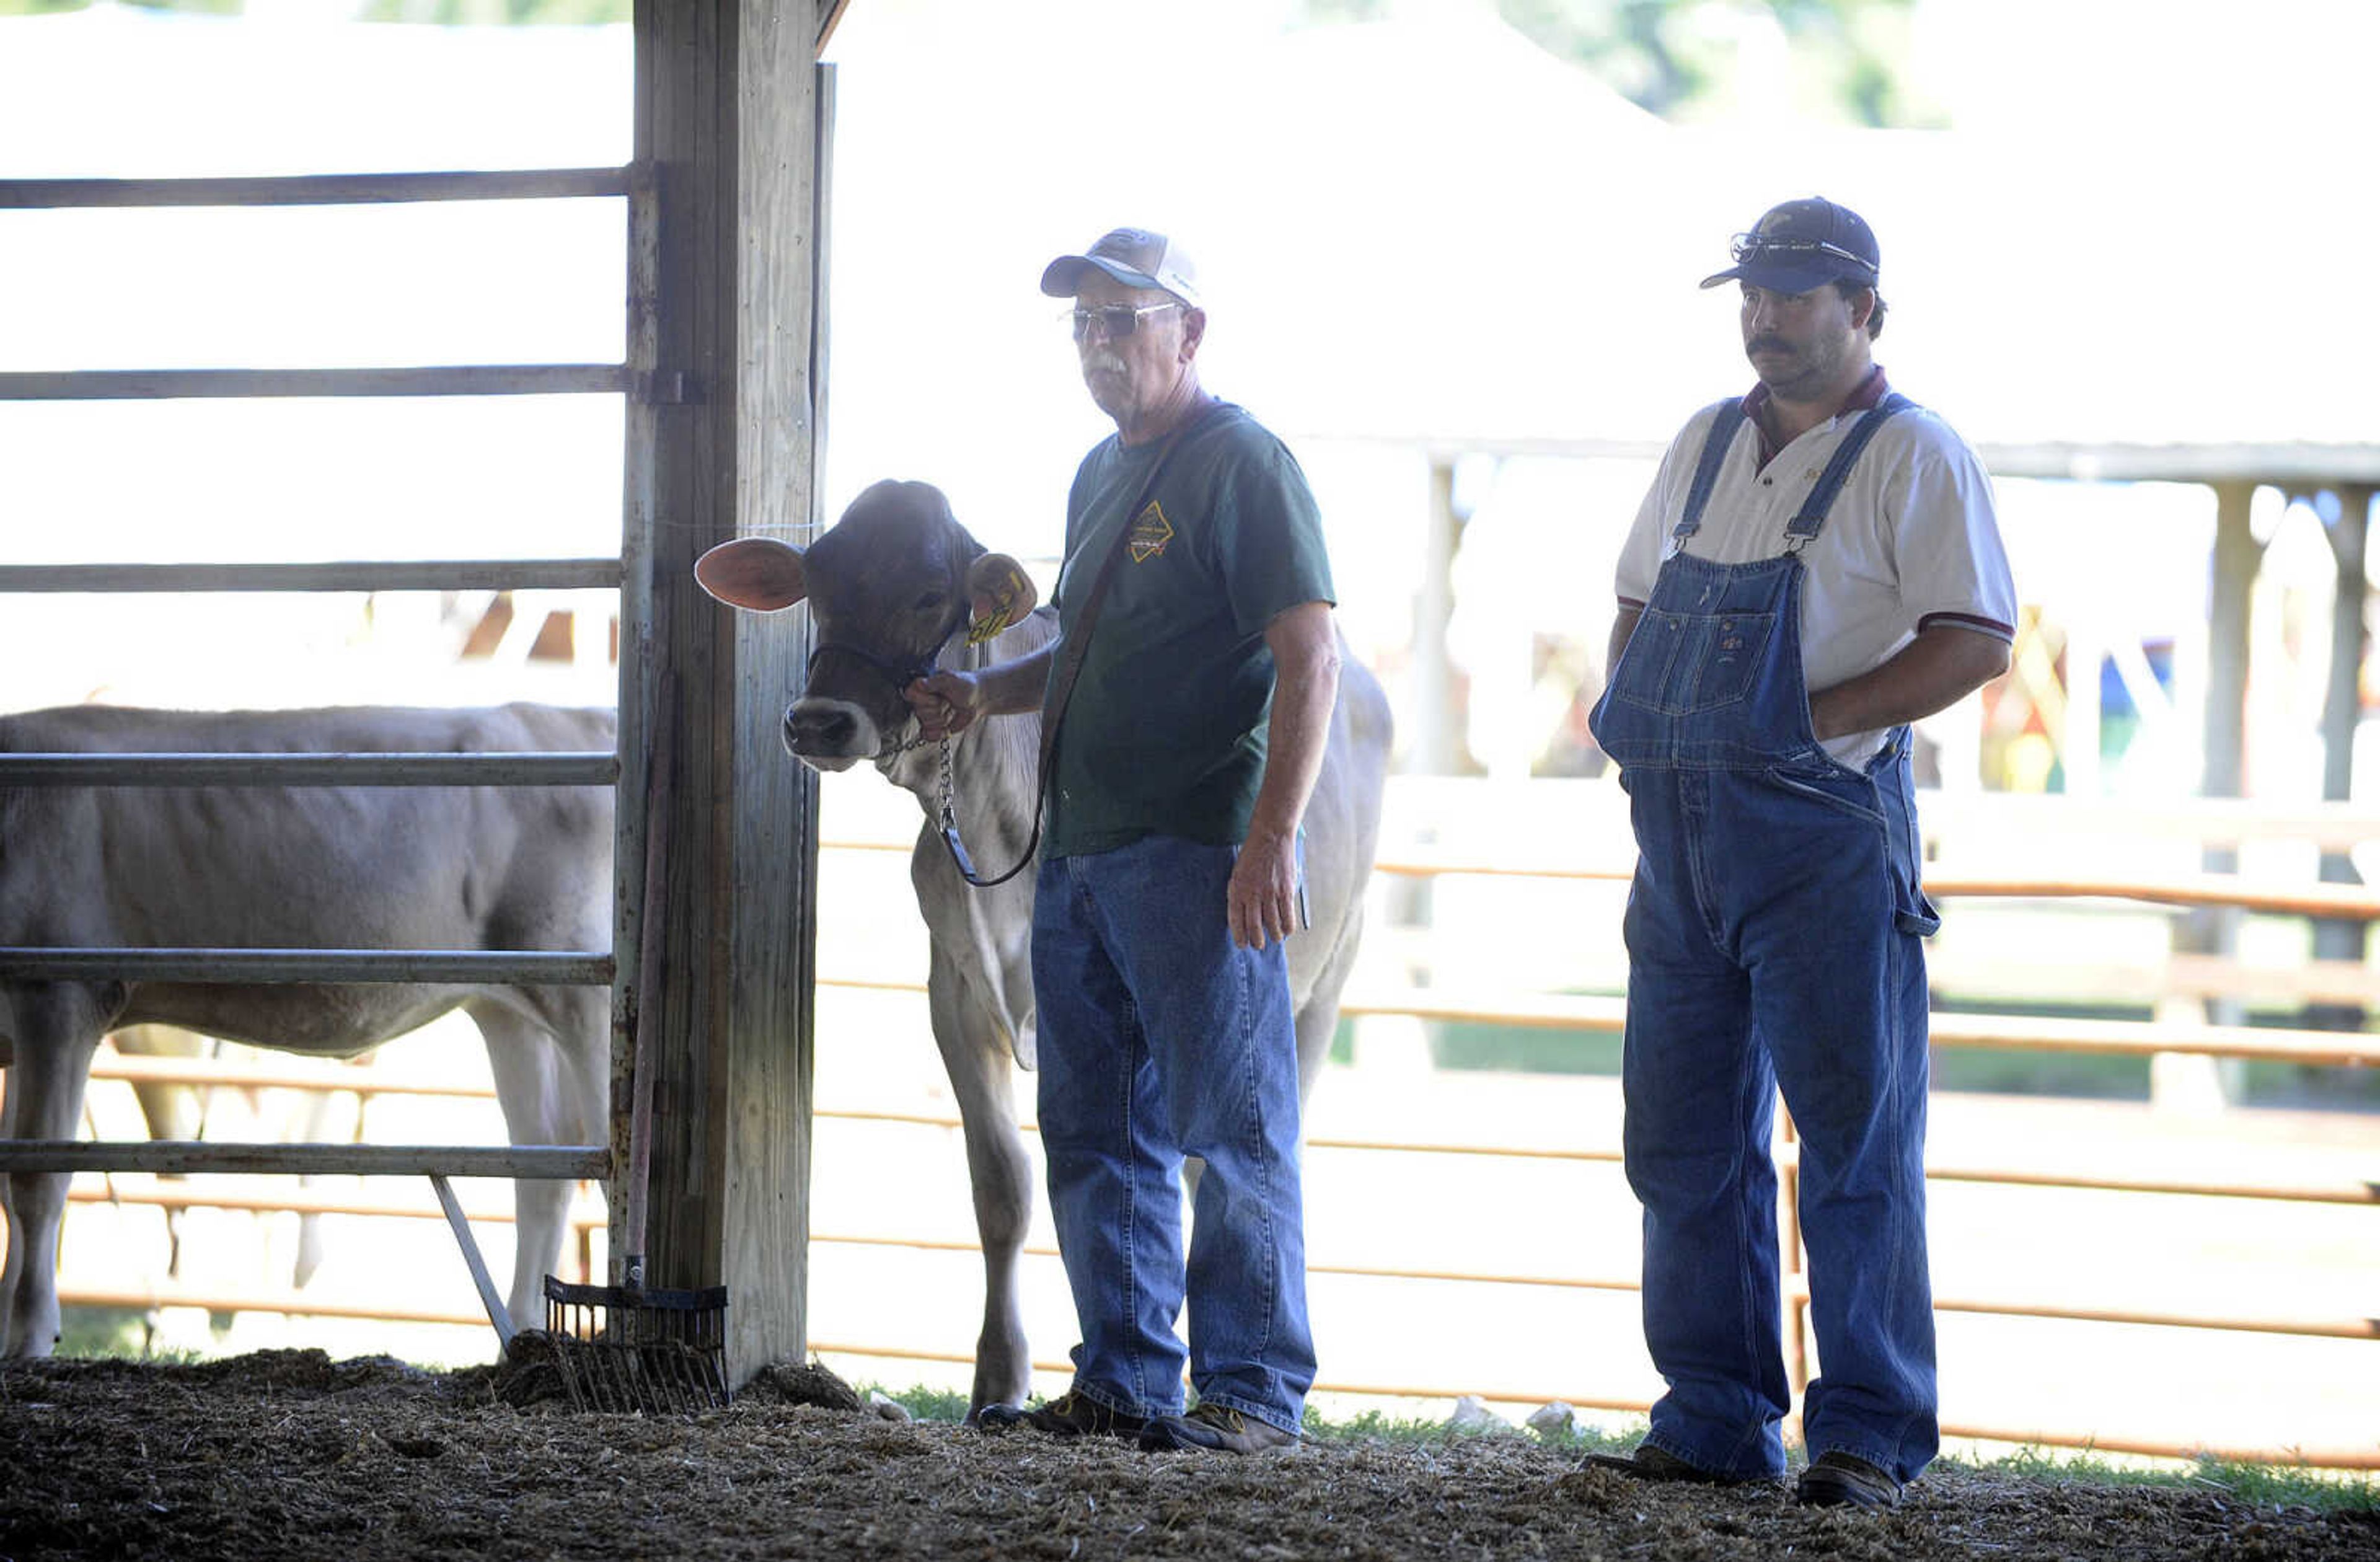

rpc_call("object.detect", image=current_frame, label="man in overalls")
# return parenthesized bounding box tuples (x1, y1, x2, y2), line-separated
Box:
(1585, 197, 2017, 1509)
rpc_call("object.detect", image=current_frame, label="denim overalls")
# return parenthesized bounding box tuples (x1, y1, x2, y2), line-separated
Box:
(1588, 395, 1941, 1483)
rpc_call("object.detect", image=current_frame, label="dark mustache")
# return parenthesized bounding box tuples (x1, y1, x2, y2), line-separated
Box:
(1747, 335, 1791, 355)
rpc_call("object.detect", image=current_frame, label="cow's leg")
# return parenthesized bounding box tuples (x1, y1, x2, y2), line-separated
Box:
(468, 991, 608, 1331)
(927, 950, 1033, 1419)
(1289, 907, 1367, 1107)
(2, 985, 110, 1357)
(114, 1026, 207, 1279)
(286, 1077, 351, 1291)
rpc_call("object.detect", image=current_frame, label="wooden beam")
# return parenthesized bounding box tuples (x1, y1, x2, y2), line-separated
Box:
(628, 0, 822, 1390)
(1362, 433, 2380, 488)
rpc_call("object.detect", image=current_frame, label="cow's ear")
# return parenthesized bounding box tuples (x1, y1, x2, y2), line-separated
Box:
(694, 537, 809, 613)
(963, 554, 1039, 645)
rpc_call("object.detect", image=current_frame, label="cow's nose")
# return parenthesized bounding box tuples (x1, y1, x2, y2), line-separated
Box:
(784, 700, 860, 756)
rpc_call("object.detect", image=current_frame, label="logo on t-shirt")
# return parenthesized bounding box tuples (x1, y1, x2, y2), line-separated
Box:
(1128, 501, 1174, 563)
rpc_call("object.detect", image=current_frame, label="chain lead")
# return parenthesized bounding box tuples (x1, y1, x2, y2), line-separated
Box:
(937, 735, 957, 833)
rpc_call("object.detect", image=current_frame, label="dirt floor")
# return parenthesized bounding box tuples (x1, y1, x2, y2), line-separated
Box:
(1, 1349, 2373, 1562)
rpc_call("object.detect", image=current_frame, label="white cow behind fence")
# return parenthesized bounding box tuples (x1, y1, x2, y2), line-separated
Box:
(105, 1023, 352, 1294)
(0, 702, 615, 1357)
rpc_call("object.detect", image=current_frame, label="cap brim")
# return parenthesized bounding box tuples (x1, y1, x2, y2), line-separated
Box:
(1039, 254, 1197, 304)
(1699, 258, 1875, 294)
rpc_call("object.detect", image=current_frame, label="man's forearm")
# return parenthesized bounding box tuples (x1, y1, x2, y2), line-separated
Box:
(1607, 604, 1643, 677)
(1809, 625, 2011, 741)
(978, 643, 1058, 715)
(1245, 602, 1340, 847)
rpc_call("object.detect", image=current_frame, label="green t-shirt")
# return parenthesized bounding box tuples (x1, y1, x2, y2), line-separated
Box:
(1043, 402, 1336, 858)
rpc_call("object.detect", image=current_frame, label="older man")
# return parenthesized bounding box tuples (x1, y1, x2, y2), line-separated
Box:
(907, 227, 1338, 1454)
(1585, 198, 2016, 1509)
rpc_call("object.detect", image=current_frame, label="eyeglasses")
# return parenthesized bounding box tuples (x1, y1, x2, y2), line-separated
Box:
(1066, 301, 1184, 342)
(1729, 233, 1876, 275)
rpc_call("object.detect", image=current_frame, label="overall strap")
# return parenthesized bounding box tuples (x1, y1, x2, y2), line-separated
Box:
(1783, 392, 1915, 552)
(1672, 399, 1747, 547)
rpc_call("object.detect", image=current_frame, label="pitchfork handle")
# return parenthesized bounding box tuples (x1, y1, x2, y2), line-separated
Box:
(622, 677, 674, 1289)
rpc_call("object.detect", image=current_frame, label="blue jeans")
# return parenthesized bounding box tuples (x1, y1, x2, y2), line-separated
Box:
(1619, 756, 1939, 1482)
(1031, 833, 1315, 1434)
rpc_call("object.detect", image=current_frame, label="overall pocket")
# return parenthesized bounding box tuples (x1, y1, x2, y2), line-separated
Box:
(1610, 607, 1777, 717)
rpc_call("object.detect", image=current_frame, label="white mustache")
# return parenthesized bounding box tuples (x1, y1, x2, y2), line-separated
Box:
(1083, 352, 1127, 374)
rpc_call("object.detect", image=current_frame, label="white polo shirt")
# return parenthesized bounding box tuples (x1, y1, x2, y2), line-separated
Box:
(1613, 380, 2018, 768)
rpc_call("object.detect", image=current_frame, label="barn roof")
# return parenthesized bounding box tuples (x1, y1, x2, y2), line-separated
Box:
(822, 4, 2380, 490)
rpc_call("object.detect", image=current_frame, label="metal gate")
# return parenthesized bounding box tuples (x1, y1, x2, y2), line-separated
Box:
(0, 163, 658, 1344)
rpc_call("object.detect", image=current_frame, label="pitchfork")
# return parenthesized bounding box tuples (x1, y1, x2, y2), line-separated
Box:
(543, 690, 729, 1412)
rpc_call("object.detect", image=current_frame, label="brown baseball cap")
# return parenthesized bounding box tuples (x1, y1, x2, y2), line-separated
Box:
(1039, 227, 1201, 307)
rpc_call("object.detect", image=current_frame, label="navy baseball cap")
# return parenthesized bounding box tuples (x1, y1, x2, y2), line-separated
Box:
(1699, 197, 1880, 293)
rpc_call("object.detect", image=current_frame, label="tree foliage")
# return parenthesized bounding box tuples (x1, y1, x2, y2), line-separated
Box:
(0, 0, 239, 14)
(9, 0, 1934, 125)
(357, 0, 628, 21)
(1308, 0, 1937, 128)
(1495, 0, 1936, 127)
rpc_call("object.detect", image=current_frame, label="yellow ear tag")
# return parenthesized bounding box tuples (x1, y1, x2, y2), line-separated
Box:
(964, 565, 1029, 646)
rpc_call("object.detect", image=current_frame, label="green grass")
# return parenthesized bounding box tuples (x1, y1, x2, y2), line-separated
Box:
(1971, 1444, 2377, 1514)
(55, 1306, 205, 1362)
(1350, 996, 2380, 1111)
(1432, 1022, 1624, 1077)
(868, 1383, 973, 1423)
(857, 1383, 2376, 1512)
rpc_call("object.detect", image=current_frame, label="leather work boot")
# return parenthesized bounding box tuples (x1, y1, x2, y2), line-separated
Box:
(1137, 1402, 1299, 1454)
(1582, 1443, 1751, 1485)
(1796, 1451, 1903, 1509)
(977, 1390, 1146, 1441)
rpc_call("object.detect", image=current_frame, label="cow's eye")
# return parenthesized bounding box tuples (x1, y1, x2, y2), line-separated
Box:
(914, 591, 946, 614)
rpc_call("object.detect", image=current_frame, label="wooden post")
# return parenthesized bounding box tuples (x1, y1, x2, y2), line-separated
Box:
(622, 0, 826, 1387)
(2158, 479, 2262, 1110)
(1414, 454, 1463, 778)
(2309, 483, 2373, 1031)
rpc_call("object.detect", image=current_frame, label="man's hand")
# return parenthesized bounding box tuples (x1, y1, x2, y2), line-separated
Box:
(1228, 826, 1301, 951)
(904, 670, 985, 742)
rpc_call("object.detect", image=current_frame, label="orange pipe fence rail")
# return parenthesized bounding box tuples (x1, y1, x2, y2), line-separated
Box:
(27, 832, 2379, 1470)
